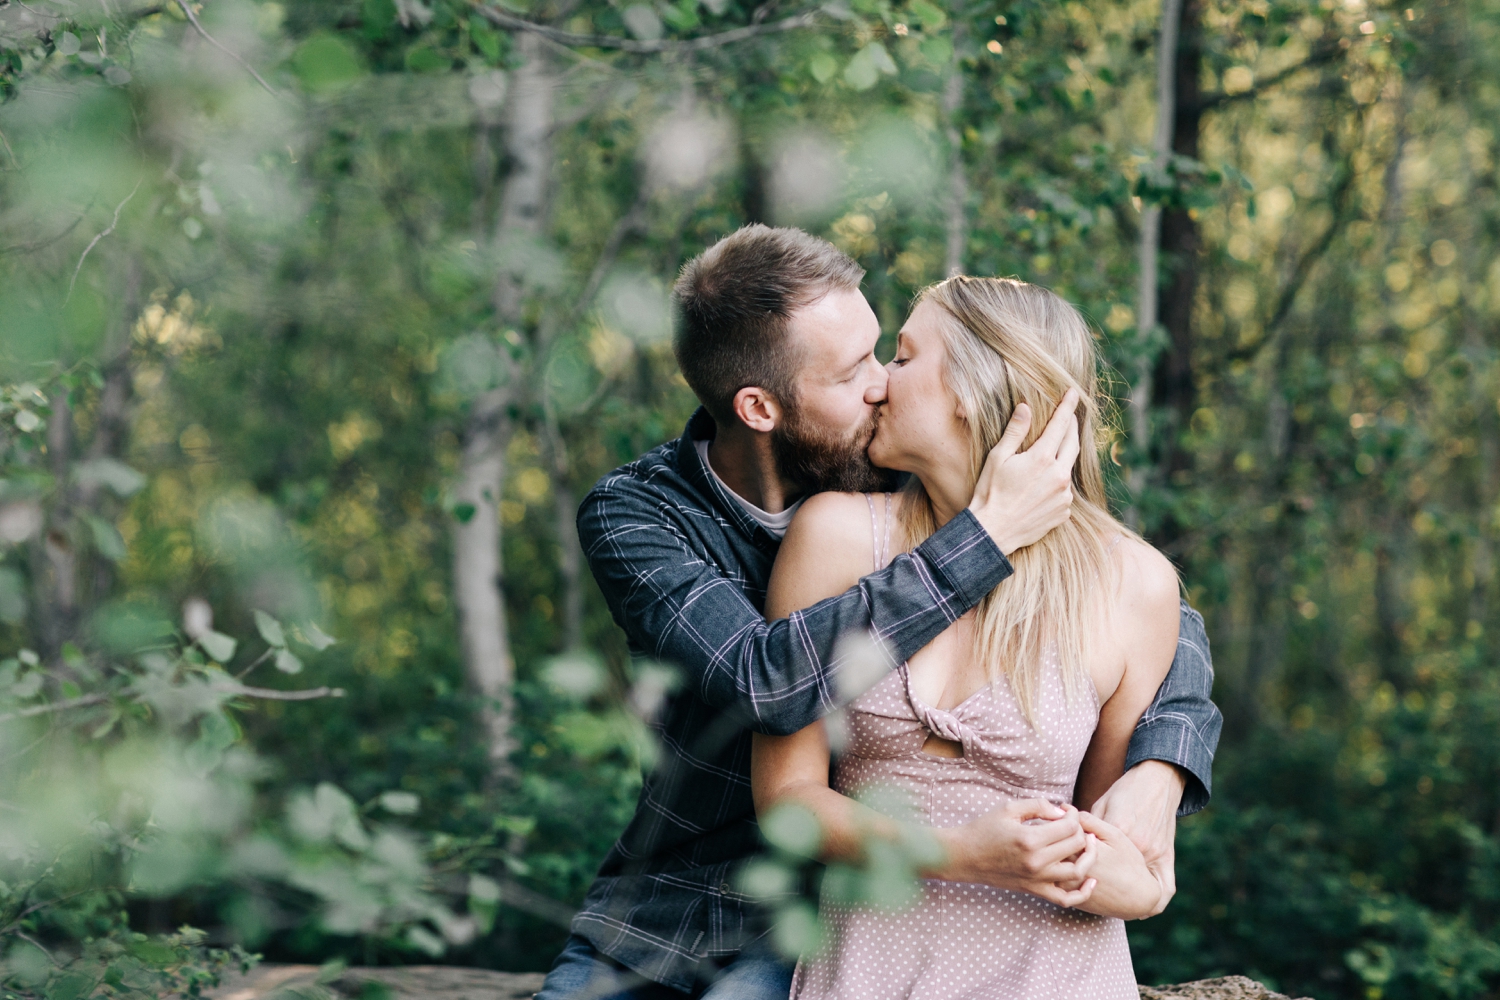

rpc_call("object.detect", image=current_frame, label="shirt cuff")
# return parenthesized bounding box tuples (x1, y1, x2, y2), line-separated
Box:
(914, 508, 1013, 608)
(1124, 718, 1214, 816)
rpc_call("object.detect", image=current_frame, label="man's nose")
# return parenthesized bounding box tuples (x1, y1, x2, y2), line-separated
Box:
(864, 363, 889, 405)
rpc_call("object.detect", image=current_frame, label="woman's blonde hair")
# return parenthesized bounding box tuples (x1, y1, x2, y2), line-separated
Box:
(898, 275, 1159, 726)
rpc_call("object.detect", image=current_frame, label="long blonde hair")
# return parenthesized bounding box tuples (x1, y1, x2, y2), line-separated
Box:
(898, 276, 1155, 726)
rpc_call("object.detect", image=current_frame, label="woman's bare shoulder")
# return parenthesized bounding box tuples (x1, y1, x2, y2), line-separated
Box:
(785, 491, 880, 549)
(769, 492, 884, 618)
(1109, 536, 1181, 653)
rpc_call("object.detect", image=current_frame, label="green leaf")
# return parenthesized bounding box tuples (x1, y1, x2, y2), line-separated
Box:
(0, 566, 28, 624)
(274, 648, 304, 674)
(91, 707, 121, 739)
(906, 0, 946, 29)
(761, 802, 823, 856)
(918, 35, 952, 67)
(128, 939, 175, 966)
(844, 43, 897, 90)
(452, 502, 477, 523)
(405, 47, 449, 73)
(469, 18, 501, 61)
(362, 0, 397, 37)
(74, 457, 146, 497)
(61, 680, 81, 698)
(297, 622, 337, 651)
(199, 630, 237, 663)
(809, 52, 838, 83)
(254, 609, 286, 647)
(12, 670, 43, 699)
(87, 514, 127, 561)
(47, 972, 93, 1000)
(291, 33, 364, 92)
(379, 790, 420, 814)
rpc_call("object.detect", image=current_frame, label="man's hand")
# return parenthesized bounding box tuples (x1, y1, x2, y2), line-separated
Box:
(1089, 760, 1184, 865)
(932, 799, 1098, 908)
(1088, 760, 1184, 916)
(968, 388, 1082, 556)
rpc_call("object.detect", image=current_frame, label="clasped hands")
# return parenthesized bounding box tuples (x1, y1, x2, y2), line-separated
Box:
(930, 764, 1181, 918)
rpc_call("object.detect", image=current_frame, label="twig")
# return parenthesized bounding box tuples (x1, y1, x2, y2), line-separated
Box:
(0, 681, 342, 724)
(0, 693, 108, 724)
(470, 1, 819, 55)
(234, 645, 277, 680)
(173, 0, 279, 97)
(1, 888, 98, 938)
(567, 193, 648, 329)
(224, 683, 345, 701)
(66, 178, 141, 303)
(12, 930, 53, 958)
(0, 213, 86, 256)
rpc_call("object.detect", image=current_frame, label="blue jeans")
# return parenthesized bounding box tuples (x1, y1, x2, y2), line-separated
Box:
(535, 934, 793, 1000)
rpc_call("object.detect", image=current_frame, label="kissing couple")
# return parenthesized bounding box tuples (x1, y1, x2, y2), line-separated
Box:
(535, 225, 1222, 1000)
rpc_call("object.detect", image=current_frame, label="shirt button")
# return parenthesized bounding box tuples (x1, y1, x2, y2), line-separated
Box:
(720, 883, 731, 892)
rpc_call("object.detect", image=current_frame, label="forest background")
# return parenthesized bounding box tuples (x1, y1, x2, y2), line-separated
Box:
(2, 0, 1498, 997)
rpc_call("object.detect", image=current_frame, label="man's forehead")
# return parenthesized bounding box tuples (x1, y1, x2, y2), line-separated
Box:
(789, 287, 880, 358)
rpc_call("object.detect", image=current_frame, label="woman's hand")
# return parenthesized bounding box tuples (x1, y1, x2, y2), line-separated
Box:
(1066, 810, 1169, 920)
(932, 800, 1098, 908)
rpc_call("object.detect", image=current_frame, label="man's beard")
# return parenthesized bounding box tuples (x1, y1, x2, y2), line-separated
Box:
(771, 407, 898, 495)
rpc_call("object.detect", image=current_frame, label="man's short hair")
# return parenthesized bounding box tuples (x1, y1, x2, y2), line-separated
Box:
(672, 225, 865, 425)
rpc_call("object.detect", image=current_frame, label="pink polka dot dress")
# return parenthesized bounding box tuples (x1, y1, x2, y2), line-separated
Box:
(788, 497, 1137, 1000)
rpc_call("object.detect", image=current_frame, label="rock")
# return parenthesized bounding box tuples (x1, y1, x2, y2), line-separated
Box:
(209, 964, 546, 1000)
(1140, 975, 1311, 1000)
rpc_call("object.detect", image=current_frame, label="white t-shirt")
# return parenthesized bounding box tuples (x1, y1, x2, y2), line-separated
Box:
(695, 439, 803, 540)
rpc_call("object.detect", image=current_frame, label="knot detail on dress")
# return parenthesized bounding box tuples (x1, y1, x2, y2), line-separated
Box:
(901, 668, 979, 747)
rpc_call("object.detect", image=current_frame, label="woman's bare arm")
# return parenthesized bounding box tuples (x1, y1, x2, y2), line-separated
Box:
(1070, 539, 1182, 919)
(754, 493, 908, 863)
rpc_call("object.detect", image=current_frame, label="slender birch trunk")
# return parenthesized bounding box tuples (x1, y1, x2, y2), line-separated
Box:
(1127, 0, 1183, 521)
(453, 31, 555, 782)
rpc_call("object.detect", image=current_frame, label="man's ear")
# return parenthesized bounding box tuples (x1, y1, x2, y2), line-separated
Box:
(731, 386, 782, 434)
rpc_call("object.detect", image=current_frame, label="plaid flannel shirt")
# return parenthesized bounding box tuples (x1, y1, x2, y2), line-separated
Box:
(571, 409, 1221, 991)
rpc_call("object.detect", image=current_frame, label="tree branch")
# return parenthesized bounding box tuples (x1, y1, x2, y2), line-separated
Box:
(1190, 42, 1341, 114)
(224, 683, 346, 701)
(567, 192, 648, 330)
(0, 682, 343, 724)
(0, 693, 108, 723)
(66, 179, 141, 302)
(173, 0, 279, 98)
(1, 213, 86, 256)
(469, 1, 819, 55)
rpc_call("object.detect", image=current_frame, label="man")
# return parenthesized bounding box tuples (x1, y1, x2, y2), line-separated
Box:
(536, 226, 1221, 999)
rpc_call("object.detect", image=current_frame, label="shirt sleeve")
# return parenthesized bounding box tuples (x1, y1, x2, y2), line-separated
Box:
(1123, 601, 1223, 815)
(577, 479, 1012, 737)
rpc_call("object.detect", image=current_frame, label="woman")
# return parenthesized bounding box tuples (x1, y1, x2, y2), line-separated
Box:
(751, 276, 1181, 1000)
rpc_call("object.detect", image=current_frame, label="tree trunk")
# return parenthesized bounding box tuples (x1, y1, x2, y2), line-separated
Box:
(1154, 0, 1205, 496)
(1126, 0, 1183, 524)
(941, 7, 967, 278)
(452, 30, 555, 782)
(453, 389, 518, 781)
(541, 413, 584, 651)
